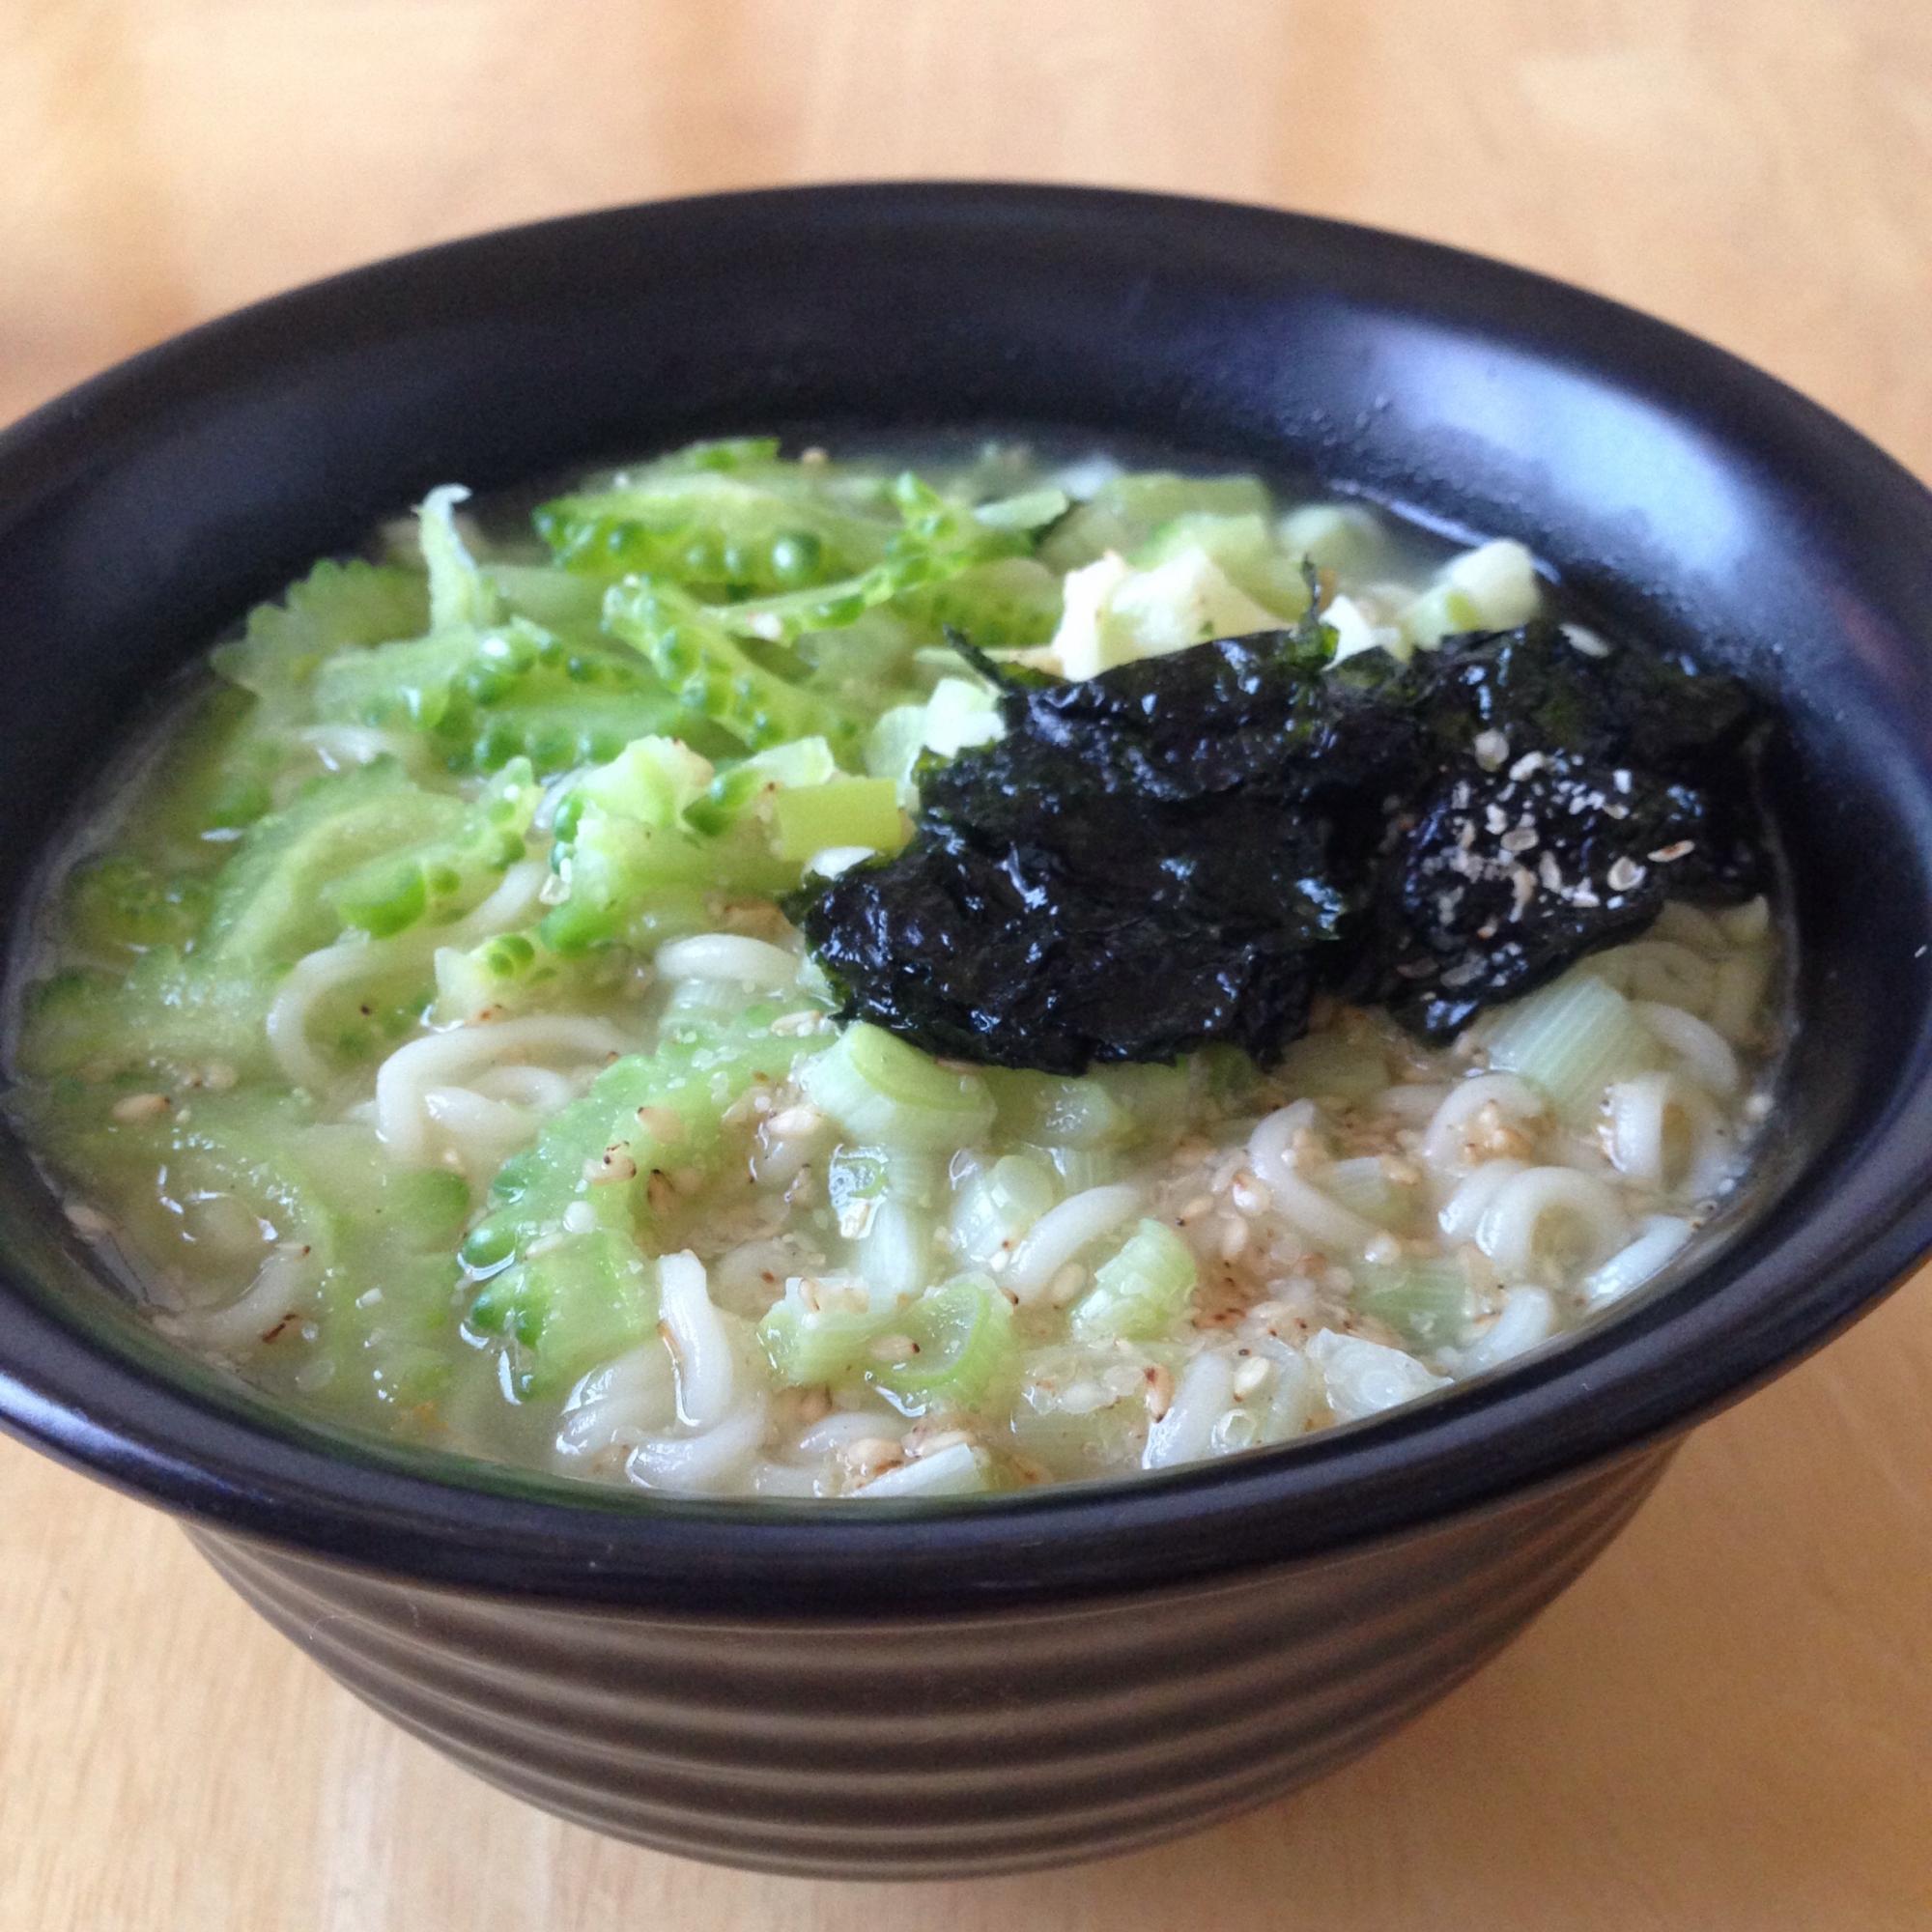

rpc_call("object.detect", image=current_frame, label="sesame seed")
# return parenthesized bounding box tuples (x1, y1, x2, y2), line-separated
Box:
(1047, 1263, 1089, 1305)
(839, 1436, 904, 1479)
(585, 1145, 639, 1184)
(1231, 1355, 1272, 1399)
(1230, 1172, 1273, 1215)
(1144, 1364, 1176, 1422)
(63, 1200, 115, 1237)
(1473, 729, 1510, 772)
(111, 1093, 171, 1123)
(769, 1010, 830, 1037)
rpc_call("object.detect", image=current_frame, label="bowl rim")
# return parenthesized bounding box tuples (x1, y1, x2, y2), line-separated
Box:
(3, 179, 1931, 1615)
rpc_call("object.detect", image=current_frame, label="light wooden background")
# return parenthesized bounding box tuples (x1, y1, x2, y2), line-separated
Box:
(4, 4, 1932, 1927)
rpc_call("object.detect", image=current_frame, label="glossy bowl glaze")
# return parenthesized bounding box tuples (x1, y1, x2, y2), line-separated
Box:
(3, 185, 1931, 1878)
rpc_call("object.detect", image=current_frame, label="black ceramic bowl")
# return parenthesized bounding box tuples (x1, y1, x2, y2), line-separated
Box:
(3, 185, 1931, 1881)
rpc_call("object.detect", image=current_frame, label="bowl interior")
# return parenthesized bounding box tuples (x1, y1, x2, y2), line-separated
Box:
(2, 185, 1931, 1610)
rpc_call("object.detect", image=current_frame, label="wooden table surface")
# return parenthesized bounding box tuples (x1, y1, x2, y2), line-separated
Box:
(4, 4, 1932, 1926)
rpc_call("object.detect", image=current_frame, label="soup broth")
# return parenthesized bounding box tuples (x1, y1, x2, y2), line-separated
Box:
(5, 439, 1783, 1498)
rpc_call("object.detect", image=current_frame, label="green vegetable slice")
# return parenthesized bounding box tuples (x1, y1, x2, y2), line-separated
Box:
(536, 458, 897, 592)
(800, 1022, 996, 1150)
(1485, 970, 1661, 1120)
(325, 758, 538, 939)
(462, 1003, 833, 1394)
(1352, 1257, 1472, 1349)
(213, 557, 430, 720)
(757, 1289, 887, 1389)
(604, 579, 871, 755)
(1039, 471, 1272, 571)
(868, 1274, 1018, 1415)
(198, 759, 458, 972)
(1068, 1219, 1197, 1343)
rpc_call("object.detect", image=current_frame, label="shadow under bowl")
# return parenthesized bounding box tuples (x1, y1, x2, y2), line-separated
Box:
(2, 185, 1931, 1878)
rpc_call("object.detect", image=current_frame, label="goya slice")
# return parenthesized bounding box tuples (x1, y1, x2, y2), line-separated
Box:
(464, 1003, 832, 1394)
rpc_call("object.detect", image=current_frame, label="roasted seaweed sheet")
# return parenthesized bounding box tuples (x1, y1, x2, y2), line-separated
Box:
(795, 619, 1766, 1071)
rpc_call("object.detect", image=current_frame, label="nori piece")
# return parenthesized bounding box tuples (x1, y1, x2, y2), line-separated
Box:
(1367, 622, 1767, 1035)
(795, 619, 1767, 1070)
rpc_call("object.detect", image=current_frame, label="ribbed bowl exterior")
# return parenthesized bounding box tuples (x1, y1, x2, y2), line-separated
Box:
(192, 1440, 1670, 1879)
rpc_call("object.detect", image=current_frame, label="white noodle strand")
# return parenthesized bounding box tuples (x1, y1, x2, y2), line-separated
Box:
(1436, 1158, 1528, 1243)
(1443, 1285, 1556, 1377)
(1005, 1185, 1143, 1301)
(626, 1398, 768, 1492)
(1144, 1350, 1236, 1467)
(266, 933, 381, 1092)
(1476, 1166, 1628, 1285)
(449, 859, 547, 943)
(554, 1342, 677, 1458)
(654, 933, 800, 989)
(174, 1250, 306, 1351)
(1633, 1001, 1741, 1096)
(1247, 1106, 1377, 1253)
(1581, 1215, 1694, 1304)
(1419, 1074, 1547, 1175)
(656, 1251, 734, 1431)
(374, 1015, 632, 1166)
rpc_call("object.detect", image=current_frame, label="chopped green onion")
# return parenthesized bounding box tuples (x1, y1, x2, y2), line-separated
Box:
(1068, 1218, 1197, 1344)
(1485, 970, 1660, 1120)
(801, 1023, 996, 1150)
(951, 1153, 1058, 1268)
(1352, 1256, 1471, 1348)
(757, 1277, 886, 1387)
(868, 1273, 1017, 1416)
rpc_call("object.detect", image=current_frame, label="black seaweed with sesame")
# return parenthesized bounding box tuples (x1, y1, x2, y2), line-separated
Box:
(795, 618, 1768, 1069)
(1370, 622, 1766, 1036)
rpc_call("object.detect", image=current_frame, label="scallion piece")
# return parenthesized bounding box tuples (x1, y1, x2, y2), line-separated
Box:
(1068, 1218, 1197, 1345)
(801, 1023, 996, 1150)
(1484, 970, 1660, 1120)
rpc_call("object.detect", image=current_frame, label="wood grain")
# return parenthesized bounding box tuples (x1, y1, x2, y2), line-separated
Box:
(3, 3, 1931, 1925)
